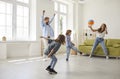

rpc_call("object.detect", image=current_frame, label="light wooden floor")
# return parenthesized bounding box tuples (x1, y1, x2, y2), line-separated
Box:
(0, 55, 120, 79)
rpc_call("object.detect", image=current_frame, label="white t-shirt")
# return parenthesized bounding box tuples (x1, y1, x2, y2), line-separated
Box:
(96, 29, 107, 38)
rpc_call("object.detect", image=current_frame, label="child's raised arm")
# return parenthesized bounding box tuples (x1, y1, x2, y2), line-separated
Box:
(43, 10, 45, 16)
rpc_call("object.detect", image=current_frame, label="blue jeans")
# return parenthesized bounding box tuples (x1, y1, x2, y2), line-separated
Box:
(66, 46, 81, 59)
(49, 55, 57, 69)
(91, 37, 108, 56)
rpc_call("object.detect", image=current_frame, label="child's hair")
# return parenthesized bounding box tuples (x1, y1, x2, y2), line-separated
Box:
(98, 23, 107, 33)
(66, 30, 72, 35)
(55, 34, 65, 45)
(44, 17, 49, 21)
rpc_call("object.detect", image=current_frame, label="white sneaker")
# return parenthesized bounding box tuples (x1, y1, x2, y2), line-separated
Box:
(82, 53, 86, 56)
(89, 55, 92, 58)
(106, 56, 109, 59)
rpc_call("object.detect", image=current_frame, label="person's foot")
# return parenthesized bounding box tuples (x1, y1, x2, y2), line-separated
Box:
(46, 66, 51, 71)
(89, 54, 92, 58)
(81, 53, 86, 56)
(66, 58, 68, 61)
(49, 69, 57, 74)
(106, 56, 109, 59)
(79, 52, 83, 55)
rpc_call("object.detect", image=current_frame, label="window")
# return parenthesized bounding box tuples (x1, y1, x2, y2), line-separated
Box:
(16, 5, 29, 40)
(0, 1, 13, 40)
(17, 0, 29, 4)
(54, 2, 68, 38)
(60, 4, 67, 13)
(54, 2, 58, 11)
(0, 0, 30, 41)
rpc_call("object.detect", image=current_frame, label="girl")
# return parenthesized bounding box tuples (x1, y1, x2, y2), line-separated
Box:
(44, 34, 65, 74)
(88, 23, 109, 59)
(66, 30, 82, 61)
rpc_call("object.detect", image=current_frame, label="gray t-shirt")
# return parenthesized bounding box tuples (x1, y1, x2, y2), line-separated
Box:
(44, 41, 61, 55)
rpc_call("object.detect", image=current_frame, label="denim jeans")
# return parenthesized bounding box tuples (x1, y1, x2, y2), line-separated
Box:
(91, 37, 108, 56)
(66, 46, 81, 59)
(49, 55, 57, 69)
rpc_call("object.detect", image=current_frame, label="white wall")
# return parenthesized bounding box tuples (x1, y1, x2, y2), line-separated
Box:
(7, 43, 30, 58)
(77, 4, 84, 44)
(0, 41, 41, 59)
(83, 0, 120, 39)
(0, 43, 7, 59)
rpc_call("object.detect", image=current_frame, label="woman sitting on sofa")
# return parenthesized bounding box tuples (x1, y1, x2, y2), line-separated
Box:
(88, 23, 109, 59)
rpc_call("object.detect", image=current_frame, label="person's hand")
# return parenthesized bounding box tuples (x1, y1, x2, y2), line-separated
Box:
(72, 43, 75, 46)
(48, 54, 51, 58)
(88, 24, 92, 28)
(43, 10, 45, 14)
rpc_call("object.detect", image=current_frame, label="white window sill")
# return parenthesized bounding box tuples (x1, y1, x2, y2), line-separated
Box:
(0, 41, 40, 43)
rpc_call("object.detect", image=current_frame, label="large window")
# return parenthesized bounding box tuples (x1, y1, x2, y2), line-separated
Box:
(16, 5, 29, 40)
(0, 1, 13, 40)
(0, 0, 30, 41)
(54, 2, 68, 38)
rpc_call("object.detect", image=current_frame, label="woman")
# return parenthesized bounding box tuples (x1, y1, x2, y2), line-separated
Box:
(88, 23, 109, 59)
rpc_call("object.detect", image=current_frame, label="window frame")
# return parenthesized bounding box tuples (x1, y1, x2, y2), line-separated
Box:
(0, 0, 30, 41)
(54, 1, 68, 38)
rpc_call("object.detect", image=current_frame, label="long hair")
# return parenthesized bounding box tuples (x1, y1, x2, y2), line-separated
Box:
(66, 30, 71, 35)
(98, 24, 107, 33)
(55, 34, 65, 45)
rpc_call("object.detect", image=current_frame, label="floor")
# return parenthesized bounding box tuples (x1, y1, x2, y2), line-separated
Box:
(0, 55, 120, 79)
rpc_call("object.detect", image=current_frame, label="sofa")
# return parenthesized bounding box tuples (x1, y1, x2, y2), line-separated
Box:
(79, 39, 120, 57)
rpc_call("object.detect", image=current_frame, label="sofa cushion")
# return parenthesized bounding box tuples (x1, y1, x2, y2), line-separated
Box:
(79, 45, 92, 54)
(107, 39, 120, 47)
(113, 43, 120, 48)
(84, 39, 107, 46)
(107, 47, 120, 56)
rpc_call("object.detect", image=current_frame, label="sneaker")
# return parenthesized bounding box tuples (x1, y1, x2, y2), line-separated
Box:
(81, 53, 86, 56)
(66, 58, 68, 61)
(79, 52, 83, 55)
(89, 54, 92, 58)
(46, 66, 51, 71)
(49, 69, 57, 74)
(106, 56, 109, 59)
